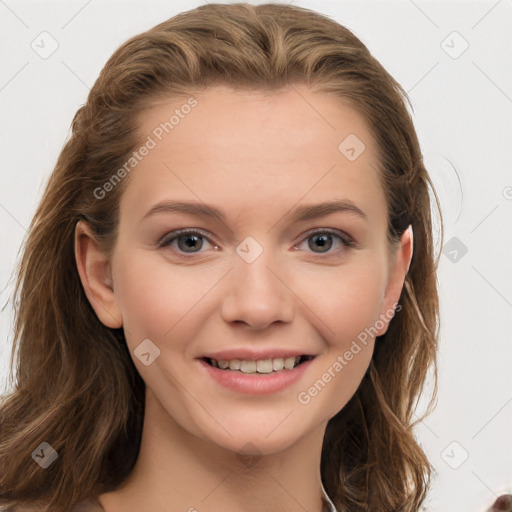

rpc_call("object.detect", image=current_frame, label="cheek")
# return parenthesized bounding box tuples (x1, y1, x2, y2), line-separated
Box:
(113, 262, 168, 335)
(293, 259, 384, 415)
(113, 240, 387, 346)
(297, 257, 387, 344)
(111, 250, 221, 345)
(111, 251, 180, 337)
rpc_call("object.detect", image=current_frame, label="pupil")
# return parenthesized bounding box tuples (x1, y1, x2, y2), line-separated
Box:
(179, 235, 202, 252)
(310, 233, 332, 253)
(177, 234, 333, 253)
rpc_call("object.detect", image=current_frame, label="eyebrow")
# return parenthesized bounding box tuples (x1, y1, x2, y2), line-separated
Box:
(141, 199, 368, 224)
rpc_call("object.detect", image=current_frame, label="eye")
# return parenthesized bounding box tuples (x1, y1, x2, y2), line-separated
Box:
(158, 229, 217, 255)
(158, 228, 355, 258)
(294, 228, 355, 256)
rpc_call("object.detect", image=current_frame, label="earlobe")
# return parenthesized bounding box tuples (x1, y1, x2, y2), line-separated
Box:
(74, 220, 123, 329)
(375, 225, 414, 337)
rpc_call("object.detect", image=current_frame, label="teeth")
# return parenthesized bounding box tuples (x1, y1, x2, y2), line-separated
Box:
(272, 358, 284, 370)
(256, 359, 273, 373)
(229, 359, 241, 370)
(240, 360, 257, 373)
(209, 356, 306, 373)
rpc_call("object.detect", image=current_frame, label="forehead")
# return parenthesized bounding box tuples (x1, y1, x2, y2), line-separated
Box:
(138, 84, 375, 161)
(120, 84, 386, 229)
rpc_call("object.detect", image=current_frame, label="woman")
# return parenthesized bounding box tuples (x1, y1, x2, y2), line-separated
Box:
(0, 3, 509, 511)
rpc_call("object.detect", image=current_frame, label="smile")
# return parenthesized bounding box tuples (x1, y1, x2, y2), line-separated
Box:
(203, 355, 314, 374)
(198, 354, 317, 395)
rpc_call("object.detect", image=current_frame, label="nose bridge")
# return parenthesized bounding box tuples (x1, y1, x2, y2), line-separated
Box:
(220, 234, 294, 328)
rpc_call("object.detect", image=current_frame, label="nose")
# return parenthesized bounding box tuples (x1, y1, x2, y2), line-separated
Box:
(220, 243, 295, 330)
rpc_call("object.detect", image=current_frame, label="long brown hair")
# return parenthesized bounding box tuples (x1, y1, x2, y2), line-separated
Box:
(0, 3, 442, 511)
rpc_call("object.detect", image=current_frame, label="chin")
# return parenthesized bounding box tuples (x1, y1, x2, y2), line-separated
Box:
(194, 410, 317, 458)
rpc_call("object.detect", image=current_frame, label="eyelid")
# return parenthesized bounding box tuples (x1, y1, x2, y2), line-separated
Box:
(157, 227, 217, 248)
(296, 227, 356, 247)
(158, 226, 356, 257)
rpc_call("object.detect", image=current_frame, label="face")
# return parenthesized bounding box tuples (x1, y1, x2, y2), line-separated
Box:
(76, 84, 412, 457)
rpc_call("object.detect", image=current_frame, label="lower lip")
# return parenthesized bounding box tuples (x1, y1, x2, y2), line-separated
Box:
(197, 358, 315, 395)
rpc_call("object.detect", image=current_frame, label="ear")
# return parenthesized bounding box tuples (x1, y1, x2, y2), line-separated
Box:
(74, 220, 123, 328)
(375, 225, 414, 336)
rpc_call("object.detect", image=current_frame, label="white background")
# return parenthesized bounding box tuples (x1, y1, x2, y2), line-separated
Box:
(1, 1, 511, 511)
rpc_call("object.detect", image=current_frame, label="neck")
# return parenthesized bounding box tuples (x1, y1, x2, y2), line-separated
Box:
(98, 388, 329, 512)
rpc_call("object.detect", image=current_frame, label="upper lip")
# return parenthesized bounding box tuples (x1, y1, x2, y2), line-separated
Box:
(200, 349, 317, 361)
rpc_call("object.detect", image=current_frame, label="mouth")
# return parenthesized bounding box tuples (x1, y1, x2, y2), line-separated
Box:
(201, 355, 315, 374)
(198, 353, 317, 395)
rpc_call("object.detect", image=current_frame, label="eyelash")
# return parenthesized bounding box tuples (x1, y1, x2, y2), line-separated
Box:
(157, 228, 356, 259)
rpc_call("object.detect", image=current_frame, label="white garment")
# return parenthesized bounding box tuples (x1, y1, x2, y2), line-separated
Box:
(321, 480, 338, 512)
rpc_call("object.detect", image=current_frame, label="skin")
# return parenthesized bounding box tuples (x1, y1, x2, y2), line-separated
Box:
(75, 84, 414, 512)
